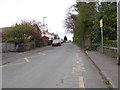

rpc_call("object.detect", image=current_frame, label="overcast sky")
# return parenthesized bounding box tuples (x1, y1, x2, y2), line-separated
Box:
(0, 0, 76, 40)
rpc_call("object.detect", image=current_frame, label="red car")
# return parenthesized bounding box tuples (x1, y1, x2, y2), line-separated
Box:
(52, 39, 61, 46)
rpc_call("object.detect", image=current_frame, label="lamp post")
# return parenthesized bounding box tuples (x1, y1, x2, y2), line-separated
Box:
(43, 17, 47, 31)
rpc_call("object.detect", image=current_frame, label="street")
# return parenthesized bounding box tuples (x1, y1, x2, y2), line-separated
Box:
(2, 43, 107, 88)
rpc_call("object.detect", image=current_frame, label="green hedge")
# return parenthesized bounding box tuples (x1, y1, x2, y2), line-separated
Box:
(89, 42, 101, 50)
(104, 40, 117, 47)
(89, 40, 117, 50)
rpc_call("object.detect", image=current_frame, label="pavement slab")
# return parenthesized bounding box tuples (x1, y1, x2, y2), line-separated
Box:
(86, 51, 118, 88)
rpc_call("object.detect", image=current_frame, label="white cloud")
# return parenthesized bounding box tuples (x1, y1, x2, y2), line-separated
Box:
(0, 0, 75, 39)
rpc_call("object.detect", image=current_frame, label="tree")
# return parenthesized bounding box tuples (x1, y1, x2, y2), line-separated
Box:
(64, 36, 68, 41)
(3, 22, 35, 45)
(99, 2, 117, 40)
(74, 2, 96, 48)
(65, 2, 117, 49)
(65, 5, 77, 33)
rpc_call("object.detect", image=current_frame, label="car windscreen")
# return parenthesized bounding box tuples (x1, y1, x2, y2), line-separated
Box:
(53, 40, 59, 42)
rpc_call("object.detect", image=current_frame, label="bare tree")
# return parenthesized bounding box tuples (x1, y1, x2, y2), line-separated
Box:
(65, 5, 78, 33)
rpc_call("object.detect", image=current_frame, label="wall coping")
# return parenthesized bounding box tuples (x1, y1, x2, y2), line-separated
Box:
(103, 46, 117, 50)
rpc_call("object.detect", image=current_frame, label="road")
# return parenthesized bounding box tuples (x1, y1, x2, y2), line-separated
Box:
(2, 43, 107, 88)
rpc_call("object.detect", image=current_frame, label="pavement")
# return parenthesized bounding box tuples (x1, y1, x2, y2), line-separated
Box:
(85, 51, 119, 88)
(2, 43, 107, 88)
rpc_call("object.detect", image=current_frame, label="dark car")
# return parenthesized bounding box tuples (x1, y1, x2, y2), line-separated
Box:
(52, 39, 61, 46)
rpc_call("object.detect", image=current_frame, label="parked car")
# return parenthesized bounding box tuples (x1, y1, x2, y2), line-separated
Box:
(52, 39, 61, 46)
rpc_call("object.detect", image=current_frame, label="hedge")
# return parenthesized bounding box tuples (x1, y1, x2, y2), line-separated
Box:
(104, 40, 117, 47)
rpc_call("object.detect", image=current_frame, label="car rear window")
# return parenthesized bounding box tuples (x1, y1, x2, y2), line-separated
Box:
(53, 40, 59, 42)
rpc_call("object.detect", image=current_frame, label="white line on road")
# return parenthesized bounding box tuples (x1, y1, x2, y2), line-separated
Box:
(2, 62, 27, 67)
(79, 76, 85, 88)
(19, 53, 24, 54)
(0, 64, 8, 67)
(24, 57, 29, 62)
(38, 52, 46, 55)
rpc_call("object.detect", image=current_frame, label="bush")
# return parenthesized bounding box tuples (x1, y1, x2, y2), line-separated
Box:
(104, 40, 117, 47)
(89, 42, 101, 50)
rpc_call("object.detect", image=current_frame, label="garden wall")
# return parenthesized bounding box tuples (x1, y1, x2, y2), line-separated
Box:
(97, 46, 117, 58)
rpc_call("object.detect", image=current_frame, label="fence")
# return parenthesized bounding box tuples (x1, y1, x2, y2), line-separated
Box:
(0, 43, 15, 52)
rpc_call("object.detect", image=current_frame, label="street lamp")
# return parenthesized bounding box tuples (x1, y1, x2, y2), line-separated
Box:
(43, 17, 47, 30)
(43, 17, 47, 36)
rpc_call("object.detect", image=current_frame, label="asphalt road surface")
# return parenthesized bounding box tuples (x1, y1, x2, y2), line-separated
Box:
(2, 43, 107, 88)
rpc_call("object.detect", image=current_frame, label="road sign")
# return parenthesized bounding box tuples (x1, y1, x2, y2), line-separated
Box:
(100, 19, 103, 28)
(100, 19, 103, 53)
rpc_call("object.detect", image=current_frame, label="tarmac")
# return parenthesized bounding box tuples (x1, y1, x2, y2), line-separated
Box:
(1, 46, 50, 65)
(0, 46, 119, 88)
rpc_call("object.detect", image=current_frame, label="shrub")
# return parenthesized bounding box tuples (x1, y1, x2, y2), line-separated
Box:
(89, 42, 101, 50)
(104, 40, 117, 47)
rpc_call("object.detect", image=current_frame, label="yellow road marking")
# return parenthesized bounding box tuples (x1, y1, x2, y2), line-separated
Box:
(72, 67, 76, 73)
(24, 57, 29, 62)
(72, 59, 86, 73)
(76, 61, 80, 64)
(79, 77, 85, 88)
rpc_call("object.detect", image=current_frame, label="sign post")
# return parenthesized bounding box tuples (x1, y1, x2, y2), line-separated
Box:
(100, 19, 103, 53)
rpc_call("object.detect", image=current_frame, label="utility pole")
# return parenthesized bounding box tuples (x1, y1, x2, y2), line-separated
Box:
(117, 1, 120, 65)
(100, 19, 104, 53)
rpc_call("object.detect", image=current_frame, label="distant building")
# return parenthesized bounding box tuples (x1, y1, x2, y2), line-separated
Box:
(0, 28, 7, 42)
(42, 36, 49, 40)
(54, 34, 59, 40)
(42, 30, 55, 40)
(32, 24, 42, 38)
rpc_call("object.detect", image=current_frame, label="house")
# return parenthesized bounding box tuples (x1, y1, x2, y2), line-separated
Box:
(32, 24, 42, 38)
(41, 29, 56, 40)
(0, 28, 7, 42)
(42, 36, 49, 40)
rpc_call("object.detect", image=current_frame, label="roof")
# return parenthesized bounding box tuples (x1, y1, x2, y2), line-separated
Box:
(0, 27, 12, 32)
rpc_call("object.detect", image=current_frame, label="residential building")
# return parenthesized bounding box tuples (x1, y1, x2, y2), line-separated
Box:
(32, 24, 42, 38)
(42, 30, 55, 40)
(0, 28, 7, 42)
